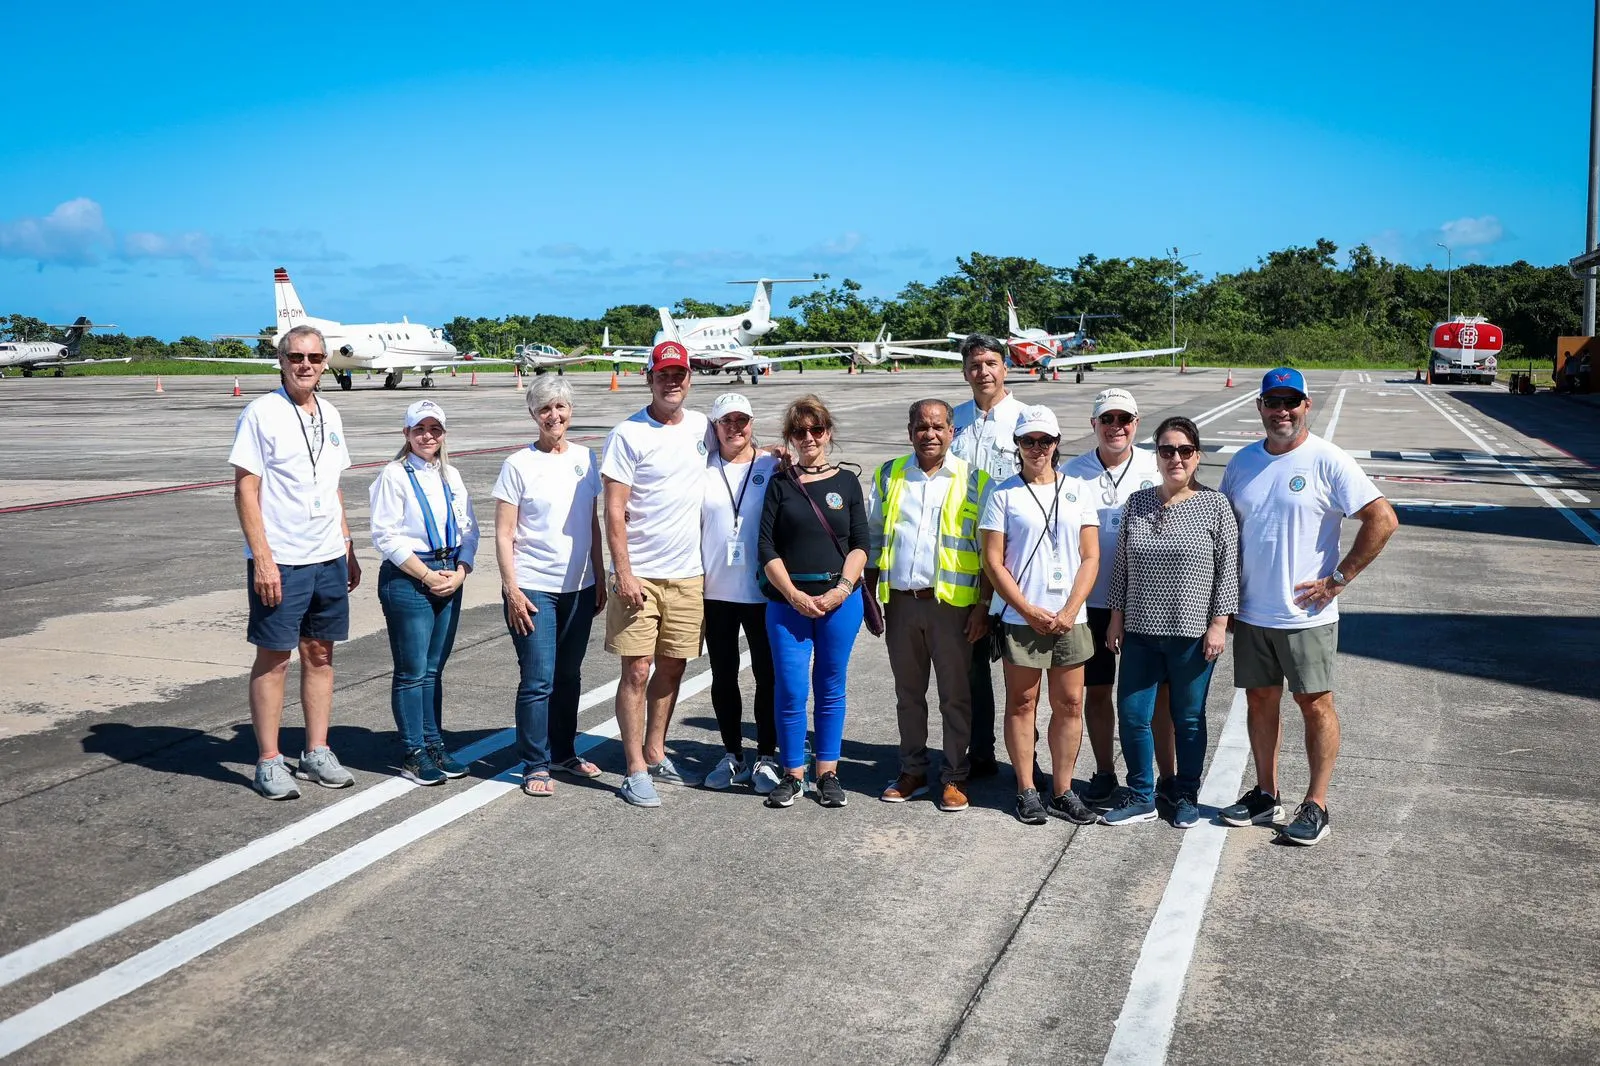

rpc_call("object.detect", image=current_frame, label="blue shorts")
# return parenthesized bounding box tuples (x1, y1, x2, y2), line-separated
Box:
(247, 557, 351, 650)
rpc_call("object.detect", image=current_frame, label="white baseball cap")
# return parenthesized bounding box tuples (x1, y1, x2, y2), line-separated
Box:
(404, 399, 447, 429)
(1091, 388, 1138, 417)
(709, 393, 753, 421)
(1013, 405, 1061, 439)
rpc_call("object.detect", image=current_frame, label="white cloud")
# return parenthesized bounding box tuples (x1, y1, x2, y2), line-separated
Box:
(122, 230, 212, 262)
(0, 197, 114, 265)
(1436, 215, 1505, 249)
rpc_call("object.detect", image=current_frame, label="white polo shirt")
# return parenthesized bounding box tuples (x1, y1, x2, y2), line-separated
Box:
(228, 388, 352, 565)
(1063, 446, 1161, 609)
(600, 407, 711, 580)
(951, 390, 1027, 485)
(866, 461, 959, 591)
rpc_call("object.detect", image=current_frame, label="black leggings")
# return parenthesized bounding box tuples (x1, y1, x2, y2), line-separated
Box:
(704, 599, 778, 756)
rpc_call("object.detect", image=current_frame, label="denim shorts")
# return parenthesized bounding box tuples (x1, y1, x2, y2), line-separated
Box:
(246, 556, 351, 650)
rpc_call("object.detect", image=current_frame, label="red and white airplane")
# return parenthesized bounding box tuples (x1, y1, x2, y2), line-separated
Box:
(948, 291, 1184, 371)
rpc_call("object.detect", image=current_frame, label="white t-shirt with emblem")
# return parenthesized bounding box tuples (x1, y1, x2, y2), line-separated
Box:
(493, 443, 602, 593)
(1218, 434, 1382, 630)
(979, 473, 1100, 626)
(228, 388, 353, 565)
(600, 407, 711, 580)
(702, 452, 778, 603)
(1064, 446, 1161, 609)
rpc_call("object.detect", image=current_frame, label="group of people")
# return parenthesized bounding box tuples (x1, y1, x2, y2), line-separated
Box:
(230, 325, 1396, 847)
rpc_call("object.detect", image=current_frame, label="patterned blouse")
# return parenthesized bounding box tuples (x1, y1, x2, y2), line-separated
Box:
(1108, 487, 1240, 639)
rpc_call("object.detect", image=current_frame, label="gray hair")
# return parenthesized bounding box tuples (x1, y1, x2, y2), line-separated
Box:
(960, 333, 1006, 366)
(525, 373, 574, 417)
(908, 397, 954, 426)
(275, 324, 327, 358)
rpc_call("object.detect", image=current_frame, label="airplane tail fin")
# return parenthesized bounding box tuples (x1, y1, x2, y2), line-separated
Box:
(602, 326, 611, 349)
(274, 267, 308, 331)
(64, 316, 93, 357)
(1006, 290, 1022, 336)
(658, 307, 682, 343)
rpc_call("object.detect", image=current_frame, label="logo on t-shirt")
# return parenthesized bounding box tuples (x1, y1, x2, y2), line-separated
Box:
(1065, 492, 1077, 502)
(1139, 479, 1153, 490)
(574, 463, 584, 475)
(330, 432, 341, 446)
(824, 492, 844, 509)
(753, 473, 765, 485)
(1289, 475, 1307, 493)
(697, 441, 708, 455)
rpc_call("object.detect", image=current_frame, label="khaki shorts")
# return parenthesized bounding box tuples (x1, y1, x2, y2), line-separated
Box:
(605, 575, 705, 659)
(1002, 620, 1095, 670)
(1233, 619, 1338, 694)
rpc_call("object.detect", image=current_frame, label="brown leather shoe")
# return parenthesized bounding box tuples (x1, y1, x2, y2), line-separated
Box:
(880, 773, 929, 802)
(939, 781, 970, 812)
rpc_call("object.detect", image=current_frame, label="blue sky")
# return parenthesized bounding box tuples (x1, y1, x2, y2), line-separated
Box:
(0, 1, 1589, 338)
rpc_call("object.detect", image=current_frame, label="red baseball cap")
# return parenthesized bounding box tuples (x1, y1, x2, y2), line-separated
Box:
(648, 341, 691, 372)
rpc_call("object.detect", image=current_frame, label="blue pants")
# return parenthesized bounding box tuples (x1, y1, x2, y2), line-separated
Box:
(507, 585, 597, 773)
(765, 590, 863, 771)
(377, 559, 462, 752)
(1117, 632, 1216, 803)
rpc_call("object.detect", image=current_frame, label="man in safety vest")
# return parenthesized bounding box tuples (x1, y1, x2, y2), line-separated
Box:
(864, 398, 993, 813)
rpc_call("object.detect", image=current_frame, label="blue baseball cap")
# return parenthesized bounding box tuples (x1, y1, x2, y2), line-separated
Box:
(1260, 367, 1308, 397)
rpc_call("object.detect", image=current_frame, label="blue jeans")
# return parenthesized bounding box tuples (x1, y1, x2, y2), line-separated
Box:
(765, 590, 863, 771)
(378, 559, 463, 751)
(1117, 632, 1216, 803)
(507, 584, 596, 773)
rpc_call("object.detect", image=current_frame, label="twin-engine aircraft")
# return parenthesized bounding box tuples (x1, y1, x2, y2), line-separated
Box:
(0, 318, 129, 377)
(945, 291, 1184, 371)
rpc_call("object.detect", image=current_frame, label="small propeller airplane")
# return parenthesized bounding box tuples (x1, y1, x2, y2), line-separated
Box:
(511, 342, 612, 375)
(947, 291, 1184, 372)
(0, 318, 130, 377)
(775, 324, 954, 370)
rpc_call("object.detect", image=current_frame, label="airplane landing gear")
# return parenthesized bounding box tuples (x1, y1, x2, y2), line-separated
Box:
(1075, 369, 1084, 384)
(383, 371, 402, 389)
(54, 367, 66, 377)
(21, 368, 34, 378)
(337, 372, 353, 391)
(419, 373, 435, 389)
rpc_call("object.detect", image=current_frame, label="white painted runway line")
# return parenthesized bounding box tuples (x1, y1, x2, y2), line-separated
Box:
(1322, 387, 1349, 443)
(1565, 489, 1592, 504)
(1102, 690, 1252, 1066)
(1408, 386, 1600, 548)
(0, 658, 740, 1057)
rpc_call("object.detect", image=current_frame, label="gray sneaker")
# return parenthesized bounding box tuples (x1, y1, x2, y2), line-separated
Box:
(647, 755, 700, 787)
(619, 771, 661, 808)
(750, 756, 783, 795)
(703, 752, 743, 791)
(295, 746, 355, 789)
(254, 754, 301, 800)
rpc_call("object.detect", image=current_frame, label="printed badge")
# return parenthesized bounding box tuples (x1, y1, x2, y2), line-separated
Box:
(825, 492, 844, 510)
(330, 432, 341, 446)
(1138, 479, 1153, 489)
(697, 441, 708, 455)
(753, 473, 765, 485)
(1289, 475, 1307, 493)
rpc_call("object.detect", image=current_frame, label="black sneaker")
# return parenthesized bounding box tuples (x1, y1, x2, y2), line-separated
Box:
(1047, 790, 1097, 825)
(1014, 788, 1048, 825)
(968, 754, 1000, 779)
(1278, 800, 1332, 846)
(1155, 775, 1178, 812)
(426, 742, 469, 779)
(400, 747, 445, 786)
(1218, 785, 1283, 827)
(765, 776, 804, 808)
(816, 770, 848, 808)
(1080, 771, 1119, 806)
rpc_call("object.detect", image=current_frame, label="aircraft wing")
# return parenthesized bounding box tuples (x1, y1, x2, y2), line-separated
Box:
(1040, 345, 1185, 370)
(746, 341, 855, 353)
(714, 350, 837, 368)
(173, 356, 283, 366)
(46, 357, 135, 368)
(887, 345, 961, 361)
(406, 356, 516, 370)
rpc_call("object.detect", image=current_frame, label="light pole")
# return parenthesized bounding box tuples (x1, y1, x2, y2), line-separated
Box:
(1169, 248, 1202, 365)
(1435, 242, 1453, 320)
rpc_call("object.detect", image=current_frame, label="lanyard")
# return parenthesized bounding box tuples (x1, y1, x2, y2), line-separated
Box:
(403, 461, 459, 555)
(1096, 450, 1132, 497)
(282, 389, 324, 476)
(1023, 476, 1063, 549)
(716, 451, 755, 521)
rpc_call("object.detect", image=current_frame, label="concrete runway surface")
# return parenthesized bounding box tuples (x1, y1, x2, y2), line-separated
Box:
(1, 367, 1597, 1064)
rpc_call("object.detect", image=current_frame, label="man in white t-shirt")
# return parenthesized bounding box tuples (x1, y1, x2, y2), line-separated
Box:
(1063, 387, 1162, 807)
(227, 324, 361, 801)
(600, 340, 713, 807)
(1217, 367, 1397, 846)
(949, 333, 1027, 779)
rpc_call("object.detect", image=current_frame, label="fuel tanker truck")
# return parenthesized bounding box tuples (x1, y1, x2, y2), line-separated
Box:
(1430, 316, 1501, 385)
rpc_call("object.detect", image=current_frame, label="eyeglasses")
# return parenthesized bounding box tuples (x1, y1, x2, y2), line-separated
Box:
(791, 425, 827, 439)
(1260, 394, 1305, 411)
(1097, 412, 1135, 427)
(1156, 444, 1198, 460)
(284, 353, 327, 365)
(1016, 435, 1057, 451)
(718, 415, 752, 429)
(410, 424, 445, 437)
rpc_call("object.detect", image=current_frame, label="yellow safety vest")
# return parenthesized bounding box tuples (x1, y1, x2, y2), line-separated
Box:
(873, 454, 989, 607)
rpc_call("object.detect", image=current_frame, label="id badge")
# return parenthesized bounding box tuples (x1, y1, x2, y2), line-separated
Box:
(1045, 546, 1068, 593)
(726, 540, 747, 567)
(309, 491, 327, 518)
(451, 498, 470, 527)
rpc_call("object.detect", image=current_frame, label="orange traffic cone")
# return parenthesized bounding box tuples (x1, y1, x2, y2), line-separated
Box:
(1052, 366, 1060, 382)
(609, 372, 620, 391)
(515, 368, 525, 392)
(470, 370, 478, 386)
(1180, 358, 1187, 374)
(154, 376, 164, 394)
(232, 377, 242, 397)
(1225, 368, 1234, 388)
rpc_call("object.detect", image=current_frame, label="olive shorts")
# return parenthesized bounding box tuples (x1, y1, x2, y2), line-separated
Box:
(1002, 620, 1095, 670)
(1233, 619, 1339, 694)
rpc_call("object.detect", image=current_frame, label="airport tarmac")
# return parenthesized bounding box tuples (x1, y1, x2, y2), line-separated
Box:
(1, 366, 1598, 1064)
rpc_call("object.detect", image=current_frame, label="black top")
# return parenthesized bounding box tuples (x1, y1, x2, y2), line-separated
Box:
(758, 469, 870, 598)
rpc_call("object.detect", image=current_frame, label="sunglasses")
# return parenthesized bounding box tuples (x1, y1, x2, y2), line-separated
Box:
(1156, 444, 1198, 460)
(1260, 394, 1305, 410)
(410, 424, 445, 437)
(284, 353, 327, 365)
(1017, 435, 1057, 451)
(791, 425, 827, 439)
(718, 415, 752, 429)
(1097, 412, 1135, 427)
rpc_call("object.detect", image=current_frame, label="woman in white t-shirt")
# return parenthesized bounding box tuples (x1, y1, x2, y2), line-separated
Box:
(979, 405, 1100, 827)
(370, 399, 479, 788)
(493, 376, 606, 797)
(699, 393, 782, 793)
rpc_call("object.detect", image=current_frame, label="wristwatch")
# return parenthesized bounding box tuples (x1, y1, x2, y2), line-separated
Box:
(1329, 569, 1349, 587)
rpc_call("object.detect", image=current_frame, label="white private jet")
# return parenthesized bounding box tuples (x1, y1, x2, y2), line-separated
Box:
(190, 267, 510, 390)
(602, 278, 842, 384)
(0, 317, 130, 377)
(947, 291, 1184, 373)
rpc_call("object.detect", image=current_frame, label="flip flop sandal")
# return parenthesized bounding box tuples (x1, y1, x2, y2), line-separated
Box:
(521, 771, 555, 797)
(554, 756, 602, 779)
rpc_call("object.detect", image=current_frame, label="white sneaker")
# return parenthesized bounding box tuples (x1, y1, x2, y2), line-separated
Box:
(750, 756, 783, 795)
(704, 752, 743, 791)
